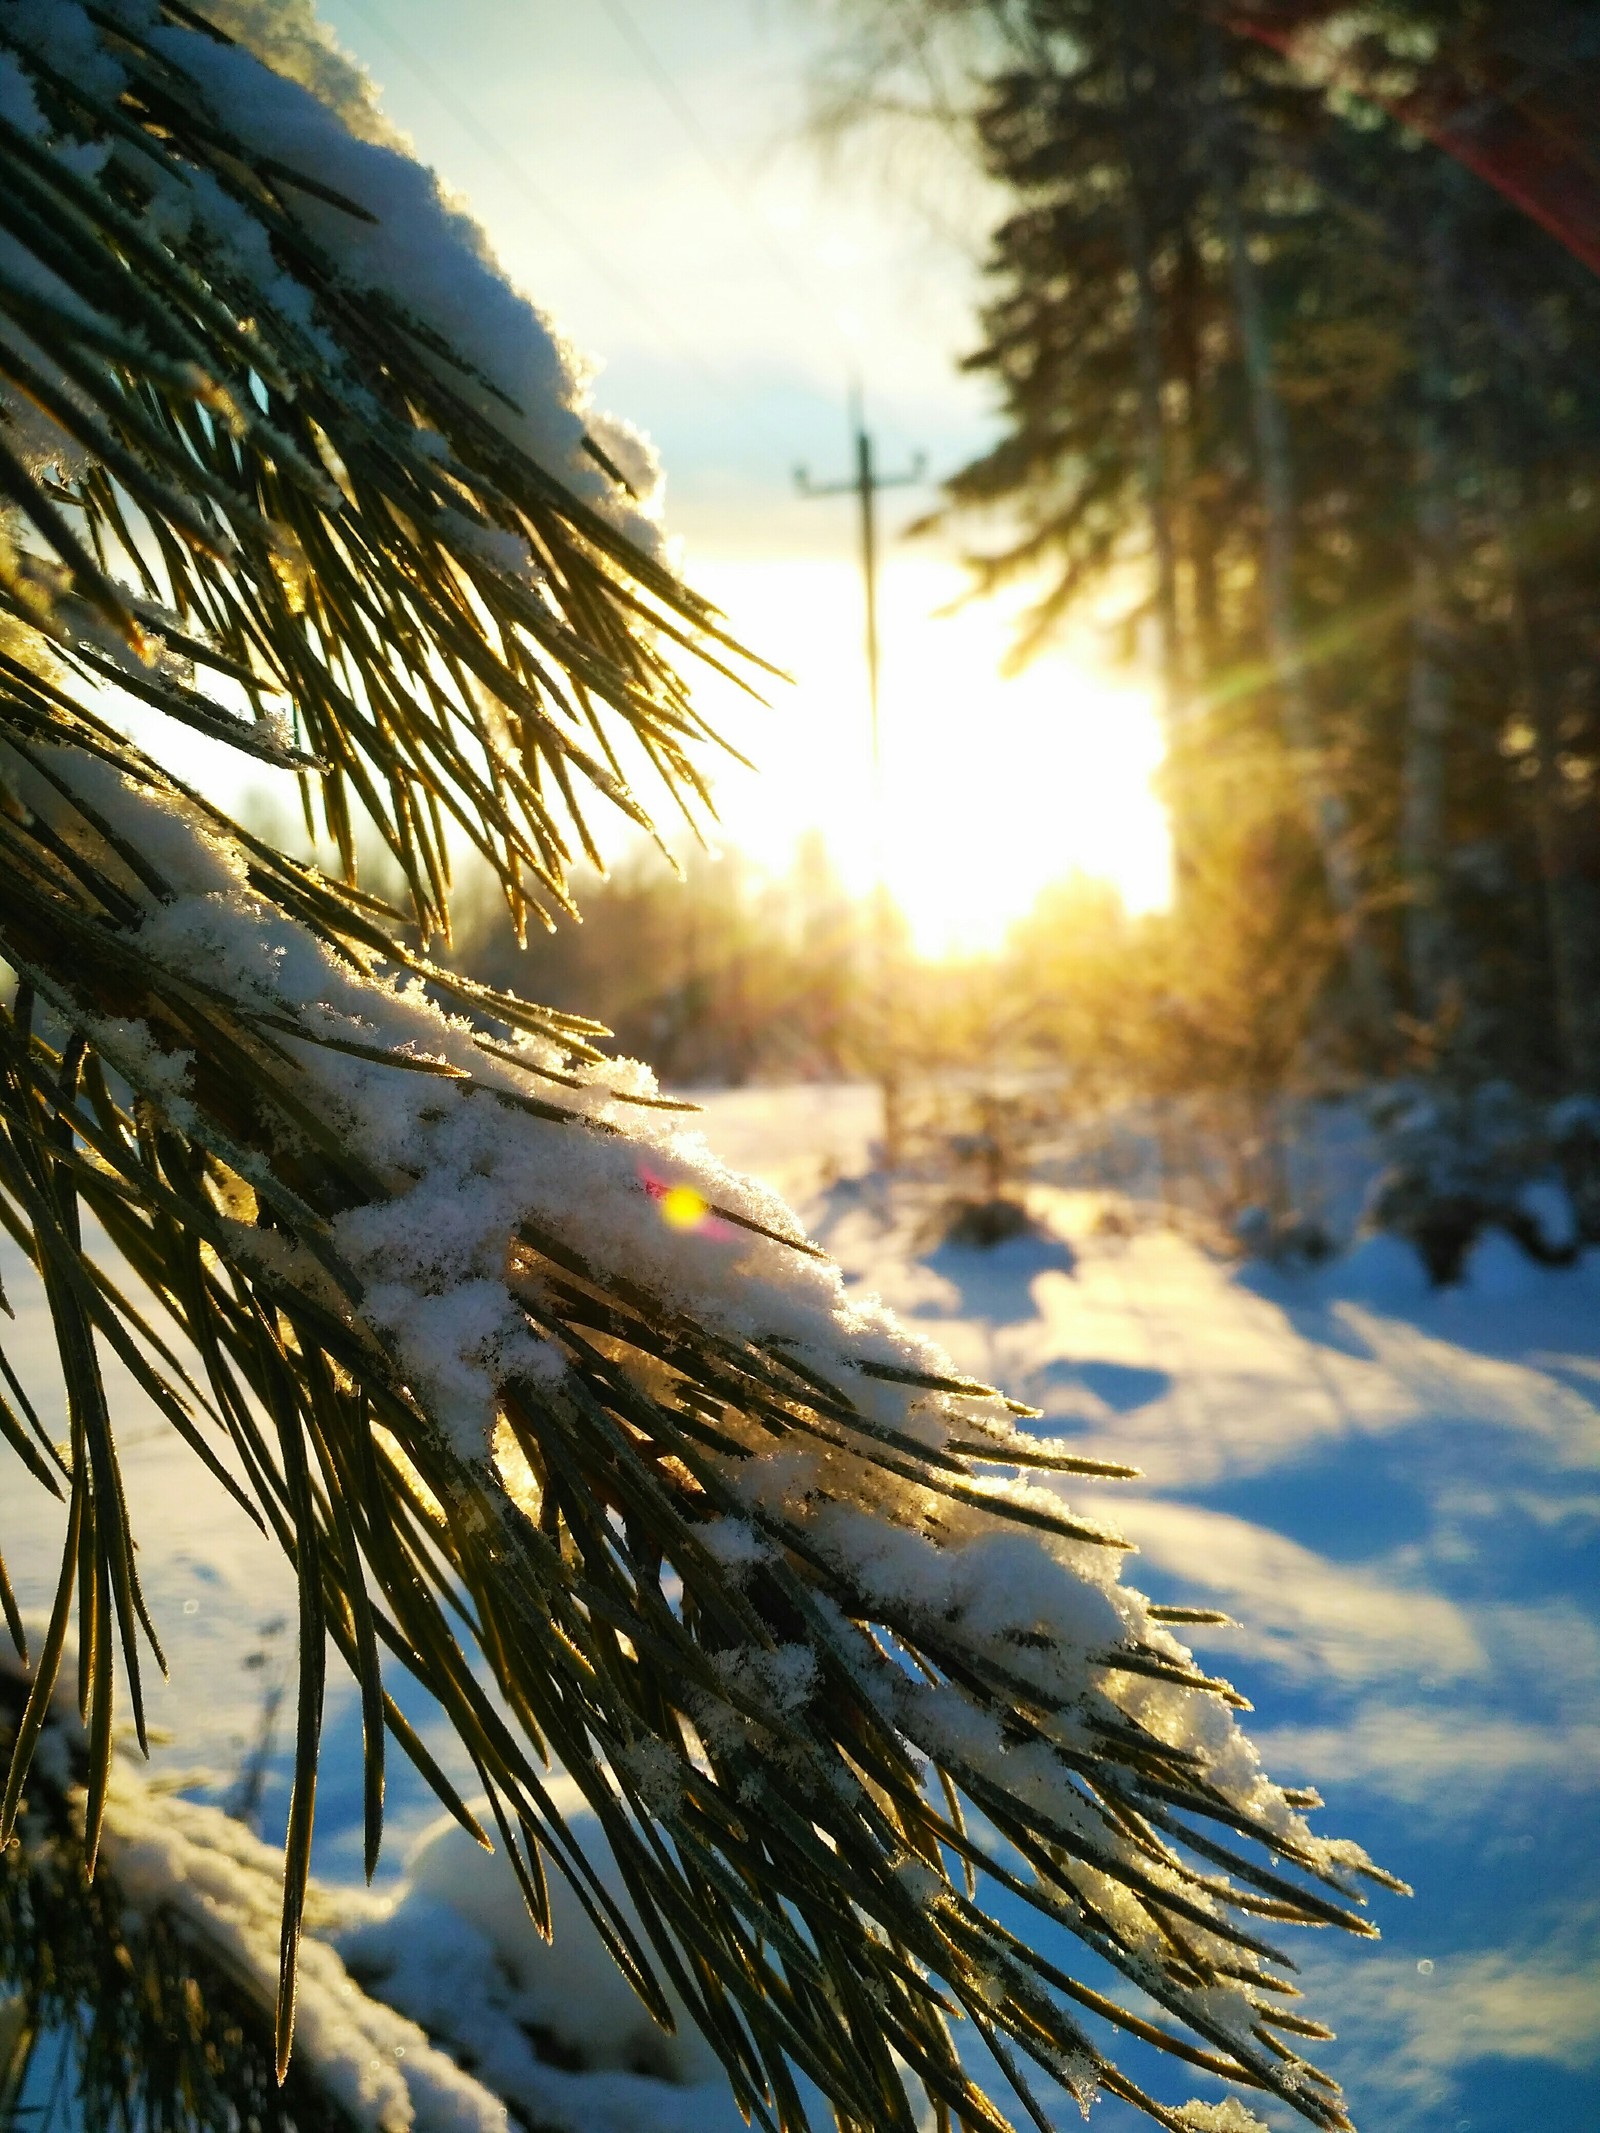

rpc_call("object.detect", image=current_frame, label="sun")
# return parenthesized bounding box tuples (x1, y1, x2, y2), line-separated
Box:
(682, 555, 1172, 957)
(106, 550, 1168, 963)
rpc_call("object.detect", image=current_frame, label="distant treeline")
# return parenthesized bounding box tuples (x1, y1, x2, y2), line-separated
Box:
(448, 832, 869, 1086)
(446, 839, 1320, 1119)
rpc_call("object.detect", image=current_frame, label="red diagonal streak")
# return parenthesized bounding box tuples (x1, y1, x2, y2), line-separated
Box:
(1217, 3, 1600, 277)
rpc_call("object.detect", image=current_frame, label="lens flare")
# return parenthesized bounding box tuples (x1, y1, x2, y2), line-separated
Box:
(659, 1183, 709, 1231)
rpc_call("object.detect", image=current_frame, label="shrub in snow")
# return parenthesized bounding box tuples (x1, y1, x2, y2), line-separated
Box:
(933, 1193, 1037, 1250)
(1549, 1098, 1600, 1247)
(1232, 1203, 1333, 1269)
(0, 5, 1402, 2130)
(1363, 1080, 1584, 1284)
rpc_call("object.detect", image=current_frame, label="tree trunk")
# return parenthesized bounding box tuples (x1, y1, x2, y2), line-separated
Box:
(1210, 116, 1393, 1040)
(1174, 216, 1221, 674)
(1401, 183, 1465, 1036)
(1497, 473, 1600, 1091)
(1113, 21, 1184, 747)
(1402, 411, 1457, 1026)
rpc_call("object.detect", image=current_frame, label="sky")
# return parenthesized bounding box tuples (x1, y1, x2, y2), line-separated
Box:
(300, 0, 1173, 953)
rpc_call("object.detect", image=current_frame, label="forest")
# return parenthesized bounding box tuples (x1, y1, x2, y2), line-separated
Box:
(418, 0, 1600, 1275)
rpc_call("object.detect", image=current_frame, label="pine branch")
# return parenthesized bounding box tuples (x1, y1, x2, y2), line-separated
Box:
(0, 726, 1387, 2132)
(0, 1658, 542, 2132)
(0, 1665, 358, 2132)
(0, 0, 768, 942)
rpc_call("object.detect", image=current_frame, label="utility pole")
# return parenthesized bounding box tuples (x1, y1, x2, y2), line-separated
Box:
(796, 383, 925, 769)
(796, 385, 925, 1169)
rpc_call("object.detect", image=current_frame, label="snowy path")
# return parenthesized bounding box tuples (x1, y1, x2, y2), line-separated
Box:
(804, 1142, 1600, 2133)
(1, 1083, 1596, 2132)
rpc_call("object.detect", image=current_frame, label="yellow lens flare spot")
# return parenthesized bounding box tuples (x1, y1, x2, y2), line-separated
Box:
(659, 1184, 709, 1231)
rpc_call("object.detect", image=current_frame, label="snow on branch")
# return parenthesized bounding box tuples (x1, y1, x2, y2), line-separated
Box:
(0, 1653, 517, 2132)
(0, 730, 1399, 2129)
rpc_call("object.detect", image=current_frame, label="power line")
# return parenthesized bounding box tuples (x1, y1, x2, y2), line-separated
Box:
(593, 0, 849, 357)
(338, 0, 787, 453)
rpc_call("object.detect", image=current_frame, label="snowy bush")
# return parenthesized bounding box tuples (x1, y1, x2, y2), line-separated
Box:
(0, 4, 1401, 2129)
(1364, 1081, 1589, 1284)
(1549, 1097, 1600, 1247)
(1232, 1203, 1334, 1268)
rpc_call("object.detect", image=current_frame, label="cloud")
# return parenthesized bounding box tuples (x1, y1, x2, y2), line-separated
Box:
(1309, 1945, 1600, 2118)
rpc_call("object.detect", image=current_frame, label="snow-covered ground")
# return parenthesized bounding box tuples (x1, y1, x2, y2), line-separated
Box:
(3, 1082, 1597, 2132)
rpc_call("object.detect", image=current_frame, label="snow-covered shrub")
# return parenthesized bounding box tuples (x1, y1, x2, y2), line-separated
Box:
(1232, 1203, 1334, 1268)
(934, 1191, 1037, 1248)
(1550, 1097, 1600, 1247)
(1364, 1081, 1585, 1284)
(0, 5, 1400, 2129)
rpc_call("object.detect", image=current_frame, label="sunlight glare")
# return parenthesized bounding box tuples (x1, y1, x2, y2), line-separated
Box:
(660, 1184, 710, 1231)
(116, 556, 1171, 964)
(690, 557, 1172, 957)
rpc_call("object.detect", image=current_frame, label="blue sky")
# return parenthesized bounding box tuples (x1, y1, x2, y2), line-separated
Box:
(317, 0, 997, 557)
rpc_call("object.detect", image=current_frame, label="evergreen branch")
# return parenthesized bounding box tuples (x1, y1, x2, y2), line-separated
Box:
(0, 739, 1375, 2129)
(0, 0, 755, 935)
(0, 1661, 519, 2131)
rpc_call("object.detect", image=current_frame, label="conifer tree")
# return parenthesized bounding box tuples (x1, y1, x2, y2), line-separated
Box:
(0, 4, 1399, 2127)
(823, 0, 1600, 1098)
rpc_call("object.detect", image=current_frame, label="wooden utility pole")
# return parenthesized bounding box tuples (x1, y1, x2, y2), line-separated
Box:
(796, 385, 925, 1166)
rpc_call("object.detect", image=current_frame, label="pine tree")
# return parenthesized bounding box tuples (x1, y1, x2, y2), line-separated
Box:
(828, 0, 1600, 1102)
(0, 5, 1401, 2128)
